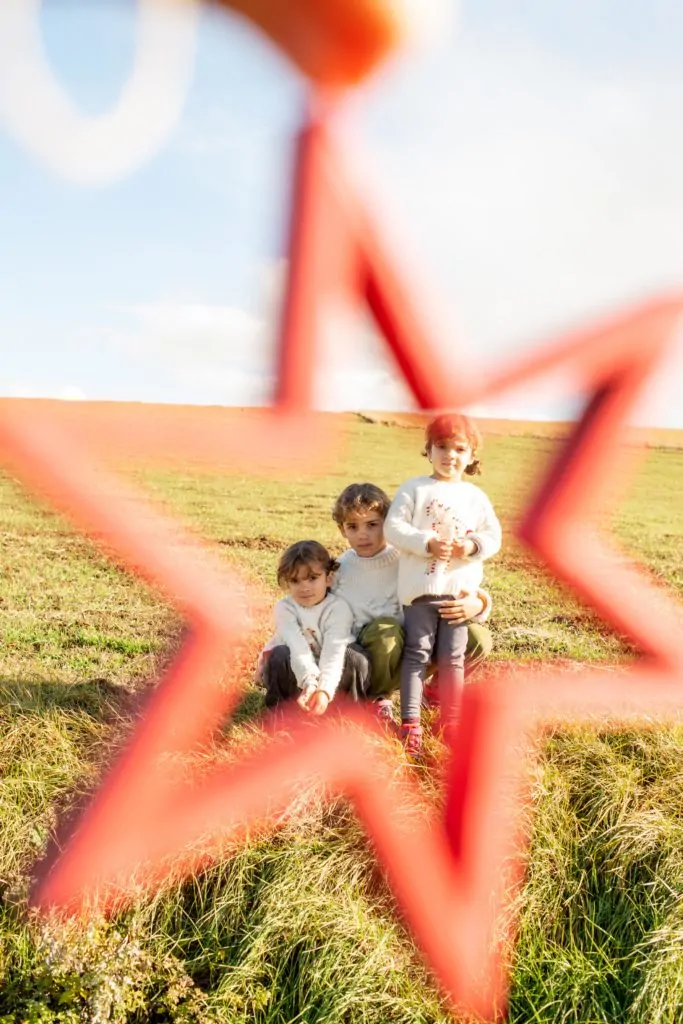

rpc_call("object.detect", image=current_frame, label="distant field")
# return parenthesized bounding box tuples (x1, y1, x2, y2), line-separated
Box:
(360, 410, 683, 449)
(0, 403, 682, 1023)
(3, 398, 682, 450)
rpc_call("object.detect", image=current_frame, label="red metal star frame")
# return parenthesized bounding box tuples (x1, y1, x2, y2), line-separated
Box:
(1, 2, 682, 1021)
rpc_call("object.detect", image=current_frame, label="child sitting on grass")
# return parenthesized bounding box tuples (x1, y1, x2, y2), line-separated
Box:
(384, 413, 502, 757)
(331, 482, 493, 725)
(260, 540, 371, 714)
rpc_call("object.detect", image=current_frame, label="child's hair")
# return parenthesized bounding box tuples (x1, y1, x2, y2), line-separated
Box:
(331, 482, 391, 527)
(422, 413, 482, 476)
(276, 540, 339, 587)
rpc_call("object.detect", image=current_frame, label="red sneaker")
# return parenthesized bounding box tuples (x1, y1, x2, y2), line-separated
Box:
(400, 720, 423, 760)
(373, 698, 397, 730)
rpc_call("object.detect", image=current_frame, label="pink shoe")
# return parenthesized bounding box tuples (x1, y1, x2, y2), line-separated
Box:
(400, 721, 423, 760)
(373, 698, 396, 728)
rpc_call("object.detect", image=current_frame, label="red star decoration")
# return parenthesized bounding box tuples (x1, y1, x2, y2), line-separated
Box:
(2, 8, 682, 1019)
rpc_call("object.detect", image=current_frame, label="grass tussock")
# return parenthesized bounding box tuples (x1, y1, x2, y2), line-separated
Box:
(511, 727, 683, 1023)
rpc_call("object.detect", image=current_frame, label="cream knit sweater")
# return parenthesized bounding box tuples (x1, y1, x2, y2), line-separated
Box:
(332, 546, 403, 634)
(262, 592, 354, 698)
(384, 476, 502, 606)
(333, 542, 492, 630)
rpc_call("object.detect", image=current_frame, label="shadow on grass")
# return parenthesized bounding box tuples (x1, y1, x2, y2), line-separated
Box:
(228, 686, 266, 727)
(0, 675, 267, 729)
(0, 675, 134, 722)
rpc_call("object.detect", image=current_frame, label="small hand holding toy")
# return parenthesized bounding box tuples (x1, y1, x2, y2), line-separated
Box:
(450, 535, 476, 559)
(307, 690, 331, 716)
(427, 537, 452, 560)
(297, 682, 318, 711)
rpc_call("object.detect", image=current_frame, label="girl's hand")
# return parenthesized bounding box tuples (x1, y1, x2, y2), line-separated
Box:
(450, 536, 476, 559)
(308, 690, 330, 716)
(427, 537, 451, 560)
(438, 590, 485, 623)
(297, 683, 318, 710)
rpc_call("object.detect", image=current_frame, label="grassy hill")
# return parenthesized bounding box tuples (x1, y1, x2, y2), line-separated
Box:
(0, 407, 682, 1023)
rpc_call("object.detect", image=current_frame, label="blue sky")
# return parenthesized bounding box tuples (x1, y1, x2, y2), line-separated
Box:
(1, 0, 682, 426)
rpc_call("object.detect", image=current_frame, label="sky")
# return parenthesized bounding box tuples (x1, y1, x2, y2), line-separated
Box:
(1, 0, 682, 427)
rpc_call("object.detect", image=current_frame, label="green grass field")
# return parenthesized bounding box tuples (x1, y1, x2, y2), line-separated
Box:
(1, 411, 682, 1023)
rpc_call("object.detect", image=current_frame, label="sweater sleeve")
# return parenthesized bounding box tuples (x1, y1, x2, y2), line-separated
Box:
(474, 587, 492, 623)
(273, 601, 320, 689)
(384, 483, 437, 557)
(468, 493, 502, 561)
(317, 598, 354, 700)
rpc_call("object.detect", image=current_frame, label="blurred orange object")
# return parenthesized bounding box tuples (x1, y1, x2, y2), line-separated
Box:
(219, 0, 412, 87)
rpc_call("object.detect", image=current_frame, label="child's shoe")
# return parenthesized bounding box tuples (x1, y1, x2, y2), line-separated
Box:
(372, 698, 396, 728)
(400, 720, 423, 760)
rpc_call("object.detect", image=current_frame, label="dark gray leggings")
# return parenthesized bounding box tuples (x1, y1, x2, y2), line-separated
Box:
(263, 643, 372, 708)
(400, 596, 468, 721)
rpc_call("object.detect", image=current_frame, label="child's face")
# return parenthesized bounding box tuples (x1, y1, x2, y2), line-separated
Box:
(429, 435, 473, 481)
(286, 561, 332, 607)
(339, 508, 386, 558)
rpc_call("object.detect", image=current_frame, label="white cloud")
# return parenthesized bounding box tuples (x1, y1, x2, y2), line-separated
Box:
(1, 381, 87, 401)
(3, 381, 35, 399)
(109, 267, 682, 426)
(109, 291, 408, 411)
(58, 386, 87, 401)
(113, 300, 275, 404)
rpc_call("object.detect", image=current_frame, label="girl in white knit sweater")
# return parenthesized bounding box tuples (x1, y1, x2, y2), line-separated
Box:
(260, 540, 371, 714)
(384, 414, 502, 757)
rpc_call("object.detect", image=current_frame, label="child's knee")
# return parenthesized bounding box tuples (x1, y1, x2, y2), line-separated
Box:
(268, 645, 291, 668)
(466, 624, 493, 662)
(360, 617, 404, 648)
(375, 616, 404, 635)
(345, 644, 371, 672)
(263, 645, 292, 684)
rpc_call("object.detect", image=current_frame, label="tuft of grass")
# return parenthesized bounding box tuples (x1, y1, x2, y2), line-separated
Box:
(510, 727, 683, 1023)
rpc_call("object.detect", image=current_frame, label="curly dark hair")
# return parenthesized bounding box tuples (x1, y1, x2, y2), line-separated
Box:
(331, 482, 391, 526)
(276, 540, 339, 587)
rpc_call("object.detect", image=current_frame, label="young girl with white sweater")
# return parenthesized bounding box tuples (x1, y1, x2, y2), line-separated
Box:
(260, 540, 371, 714)
(384, 414, 502, 757)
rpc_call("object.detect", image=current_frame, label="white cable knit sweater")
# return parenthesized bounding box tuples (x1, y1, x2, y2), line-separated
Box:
(333, 542, 492, 629)
(332, 546, 403, 633)
(262, 592, 354, 698)
(384, 476, 502, 606)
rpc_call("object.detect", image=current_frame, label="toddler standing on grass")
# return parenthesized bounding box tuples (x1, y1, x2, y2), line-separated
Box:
(259, 540, 371, 714)
(384, 414, 502, 757)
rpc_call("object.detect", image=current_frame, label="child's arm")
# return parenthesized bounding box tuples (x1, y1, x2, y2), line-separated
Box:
(273, 601, 321, 691)
(384, 485, 438, 557)
(316, 598, 355, 702)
